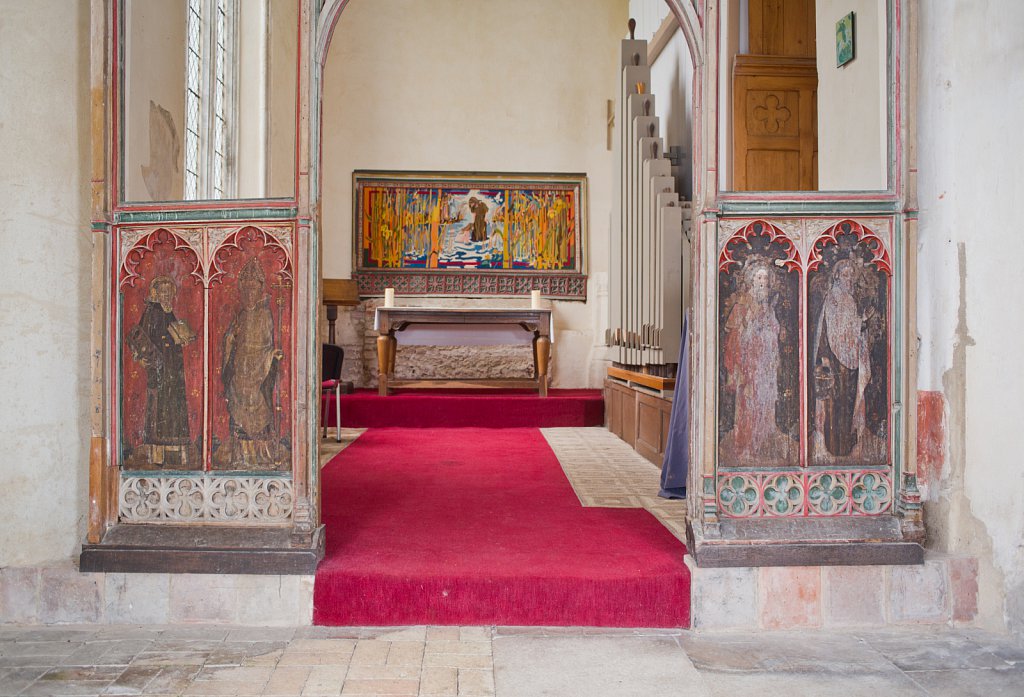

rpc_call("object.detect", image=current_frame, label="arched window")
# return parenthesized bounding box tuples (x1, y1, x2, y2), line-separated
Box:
(184, 0, 238, 200)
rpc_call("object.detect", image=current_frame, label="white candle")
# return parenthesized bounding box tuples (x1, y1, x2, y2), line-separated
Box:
(530, 290, 542, 309)
(384, 287, 395, 307)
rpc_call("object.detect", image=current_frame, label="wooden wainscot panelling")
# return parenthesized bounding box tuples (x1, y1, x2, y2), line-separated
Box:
(733, 55, 818, 191)
(605, 377, 673, 465)
(604, 378, 637, 448)
(635, 392, 673, 465)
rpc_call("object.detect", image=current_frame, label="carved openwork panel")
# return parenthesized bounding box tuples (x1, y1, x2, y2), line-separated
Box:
(715, 218, 895, 519)
(119, 476, 294, 523)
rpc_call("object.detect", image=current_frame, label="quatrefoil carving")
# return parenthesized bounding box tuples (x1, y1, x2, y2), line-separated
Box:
(753, 94, 791, 134)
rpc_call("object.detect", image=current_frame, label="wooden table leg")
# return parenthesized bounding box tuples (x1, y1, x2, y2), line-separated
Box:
(536, 336, 551, 397)
(532, 335, 539, 378)
(387, 335, 397, 375)
(377, 335, 390, 396)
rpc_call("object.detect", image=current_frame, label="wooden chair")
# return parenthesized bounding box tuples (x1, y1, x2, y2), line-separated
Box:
(322, 344, 345, 442)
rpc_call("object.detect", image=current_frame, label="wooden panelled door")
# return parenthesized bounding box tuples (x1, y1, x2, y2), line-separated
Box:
(733, 0, 818, 191)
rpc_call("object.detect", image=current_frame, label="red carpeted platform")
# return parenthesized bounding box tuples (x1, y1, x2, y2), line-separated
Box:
(314, 427, 690, 627)
(324, 389, 604, 428)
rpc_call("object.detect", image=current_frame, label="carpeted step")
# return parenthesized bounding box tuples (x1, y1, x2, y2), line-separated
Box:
(323, 389, 604, 428)
(314, 427, 690, 627)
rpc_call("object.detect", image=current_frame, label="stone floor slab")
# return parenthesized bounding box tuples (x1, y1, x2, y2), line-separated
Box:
(906, 667, 1024, 696)
(492, 635, 709, 697)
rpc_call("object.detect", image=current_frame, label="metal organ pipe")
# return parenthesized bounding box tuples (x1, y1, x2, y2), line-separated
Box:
(607, 22, 689, 378)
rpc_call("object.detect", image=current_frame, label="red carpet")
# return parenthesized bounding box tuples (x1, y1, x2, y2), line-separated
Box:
(325, 389, 604, 428)
(314, 428, 690, 627)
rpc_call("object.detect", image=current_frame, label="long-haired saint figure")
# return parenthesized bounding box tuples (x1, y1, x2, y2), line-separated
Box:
(812, 258, 872, 458)
(720, 259, 793, 465)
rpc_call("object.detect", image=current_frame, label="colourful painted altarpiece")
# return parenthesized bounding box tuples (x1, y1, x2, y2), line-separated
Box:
(353, 172, 587, 300)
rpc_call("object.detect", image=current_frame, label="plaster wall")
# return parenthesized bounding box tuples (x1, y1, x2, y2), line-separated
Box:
(815, 0, 887, 190)
(651, 28, 696, 200)
(916, 0, 1024, 636)
(320, 0, 629, 387)
(123, 0, 187, 202)
(630, 0, 696, 200)
(0, 0, 92, 565)
(237, 0, 269, 197)
(268, 0, 298, 198)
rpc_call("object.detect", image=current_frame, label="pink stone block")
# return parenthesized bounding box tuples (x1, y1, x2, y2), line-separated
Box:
(759, 566, 822, 629)
(890, 559, 949, 624)
(823, 566, 885, 626)
(168, 574, 237, 623)
(39, 566, 103, 623)
(949, 556, 979, 622)
(0, 567, 40, 623)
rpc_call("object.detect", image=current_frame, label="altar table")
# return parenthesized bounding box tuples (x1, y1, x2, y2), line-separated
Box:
(373, 307, 553, 396)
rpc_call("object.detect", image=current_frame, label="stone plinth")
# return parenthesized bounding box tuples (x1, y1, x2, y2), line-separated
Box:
(686, 552, 979, 631)
(0, 564, 314, 626)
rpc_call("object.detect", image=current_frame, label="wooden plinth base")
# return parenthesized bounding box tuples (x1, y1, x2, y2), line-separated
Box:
(79, 524, 325, 575)
(686, 516, 924, 568)
(605, 377, 673, 466)
(607, 366, 676, 393)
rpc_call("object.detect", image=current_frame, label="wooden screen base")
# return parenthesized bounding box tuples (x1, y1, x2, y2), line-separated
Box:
(686, 517, 925, 567)
(605, 376, 673, 466)
(79, 524, 325, 575)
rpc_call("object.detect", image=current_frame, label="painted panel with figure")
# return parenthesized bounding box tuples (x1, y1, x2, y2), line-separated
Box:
(807, 221, 891, 467)
(209, 227, 293, 472)
(119, 229, 204, 471)
(353, 171, 587, 299)
(717, 222, 801, 468)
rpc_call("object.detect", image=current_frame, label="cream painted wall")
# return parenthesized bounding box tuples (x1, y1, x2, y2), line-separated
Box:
(629, 0, 696, 199)
(815, 0, 887, 190)
(917, 0, 1024, 636)
(237, 0, 269, 197)
(268, 0, 298, 198)
(321, 0, 629, 387)
(718, 0, 742, 190)
(0, 0, 92, 565)
(123, 0, 186, 201)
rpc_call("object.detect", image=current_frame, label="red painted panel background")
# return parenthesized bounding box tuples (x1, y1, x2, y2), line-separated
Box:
(208, 228, 293, 472)
(119, 230, 204, 470)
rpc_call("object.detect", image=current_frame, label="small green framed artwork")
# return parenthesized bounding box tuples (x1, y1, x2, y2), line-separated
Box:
(836, 11, 856, 67)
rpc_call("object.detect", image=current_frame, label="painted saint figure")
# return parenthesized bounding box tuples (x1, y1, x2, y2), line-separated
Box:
(214, 258, 288, 470)
(467, 196, 489, 242)
(126, 275, 197, 468)
(812, 258, 872, 457)
(720, 260, 793, 465)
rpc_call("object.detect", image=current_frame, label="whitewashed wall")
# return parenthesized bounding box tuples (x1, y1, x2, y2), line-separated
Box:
(917, 0, 1024, 636)
(0, 0, 92, 566)
(320, 0, 630, 387)
(815, 0, 887, 190)
(630, 0, 696, 199)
